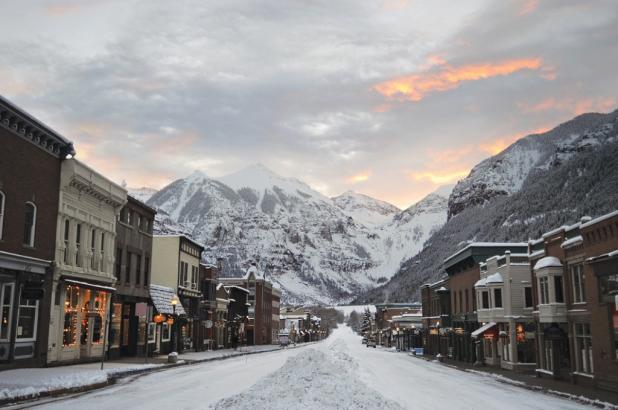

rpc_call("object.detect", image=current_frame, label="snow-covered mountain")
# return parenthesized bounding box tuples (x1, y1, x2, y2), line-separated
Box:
(448, 111, 618, 219)
(128, 187, 158, 203)
(332, 191, 400, 227)
(146, 165, 449, 304)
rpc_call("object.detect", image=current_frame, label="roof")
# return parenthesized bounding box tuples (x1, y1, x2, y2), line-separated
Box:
(533, 256, 563, 271)
(153, 234, 205, 250)
(224, 285, 250, 294)
(471, 322, 496, 339)
(149, 285, 186, 315)
(580, 210, 618, 229)
(561, 235, 583, 250)
(486, 272, 504, 284)
(444, 242, 528, 273)
(586, 249, 618, 264)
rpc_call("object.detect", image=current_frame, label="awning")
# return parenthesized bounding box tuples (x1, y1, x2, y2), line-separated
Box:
(149, 285, 186, 315)
(64, 279, 115, 292)
(471, 322, 496, 339)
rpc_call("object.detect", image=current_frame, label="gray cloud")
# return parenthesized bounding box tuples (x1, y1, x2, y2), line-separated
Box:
(0, 0, 616, 207)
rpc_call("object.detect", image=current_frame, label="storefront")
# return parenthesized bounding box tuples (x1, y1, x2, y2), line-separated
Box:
(54, 279, 114, 363)
(0, 252, 50, 367)
(149, 285, 186, 355)
(108, 299, 151, 359)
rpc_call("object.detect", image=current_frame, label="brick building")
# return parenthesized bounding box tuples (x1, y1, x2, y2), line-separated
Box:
(420, 278, 451, 357)
(0, 96, 75, 368)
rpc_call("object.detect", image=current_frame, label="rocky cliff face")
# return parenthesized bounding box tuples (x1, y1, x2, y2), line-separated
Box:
(146, 165, 449, 304)
(359, 109, 618, 304)
(448, 111, 618, 219)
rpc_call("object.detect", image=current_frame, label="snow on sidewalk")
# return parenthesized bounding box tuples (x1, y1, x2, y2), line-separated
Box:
(214, 339, 404, 410)
(0, 362, 161, 402)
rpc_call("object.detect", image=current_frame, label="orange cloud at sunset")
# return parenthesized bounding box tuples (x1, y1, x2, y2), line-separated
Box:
(348, 172, 371, 183)
(410, 170, 469, 184)
(374, 58, 544, 102)
(519, 0, 539, 16)
(519, 97, 616, 116)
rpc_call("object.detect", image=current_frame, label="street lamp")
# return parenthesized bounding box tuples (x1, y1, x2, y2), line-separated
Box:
(169, 294, 179, 362)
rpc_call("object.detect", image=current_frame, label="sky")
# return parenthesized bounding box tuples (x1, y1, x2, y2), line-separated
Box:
(1, 0, 617, 209)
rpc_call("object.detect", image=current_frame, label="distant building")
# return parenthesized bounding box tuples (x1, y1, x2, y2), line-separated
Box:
(420, 278, 451, 357)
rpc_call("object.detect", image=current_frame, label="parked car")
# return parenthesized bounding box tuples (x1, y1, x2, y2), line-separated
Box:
(362, 338, 368, 344)
(366, 339, 377, 348)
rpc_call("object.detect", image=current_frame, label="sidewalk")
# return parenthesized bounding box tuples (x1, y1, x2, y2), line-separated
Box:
(409, 353, 618, 409)
(0, 344, 290, 405)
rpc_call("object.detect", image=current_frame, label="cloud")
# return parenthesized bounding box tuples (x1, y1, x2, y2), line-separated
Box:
(410, 170, 469, 184)
(44, 3, 82, 16)
(518, 0, 539, 16)
(519, 97, 617, 116)
(348, 172, 371, 184)
(373, 57, 545, 102)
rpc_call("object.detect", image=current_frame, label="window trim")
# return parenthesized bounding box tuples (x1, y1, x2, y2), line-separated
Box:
(16, 297, 39, 342)
(571, 264, 586, 304)
(23, 201, 37, 247)
(523, 286, 534, 309)
(161, 322, 171, 342)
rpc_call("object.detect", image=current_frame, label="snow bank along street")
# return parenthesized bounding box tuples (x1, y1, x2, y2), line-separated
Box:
(17, 326, 603, 410)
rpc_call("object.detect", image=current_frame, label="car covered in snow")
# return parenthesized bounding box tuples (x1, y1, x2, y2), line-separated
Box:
(366, 339, 377, 348)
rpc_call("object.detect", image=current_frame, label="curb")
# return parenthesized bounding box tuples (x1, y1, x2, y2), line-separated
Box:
(1, 343, 315, 407)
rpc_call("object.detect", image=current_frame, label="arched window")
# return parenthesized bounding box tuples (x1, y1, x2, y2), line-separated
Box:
(23, 202, 36, 247)
(0, 191, 5, 240)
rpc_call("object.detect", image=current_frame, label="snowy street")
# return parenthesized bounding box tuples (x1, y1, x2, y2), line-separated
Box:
(12, 326, 599, 410)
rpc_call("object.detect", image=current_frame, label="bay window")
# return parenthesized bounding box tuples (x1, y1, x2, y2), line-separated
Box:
(554, 276, 564, 303)
(539, 276, 549, 304)
(493, 288, 503, 308)
(481, 290, 489, 309)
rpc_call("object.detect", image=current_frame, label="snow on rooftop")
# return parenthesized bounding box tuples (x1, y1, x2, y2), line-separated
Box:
(444, 242, 528, 264)
(580, 210, 618, 229)
(486, 272, 504, 284)
(560, 235, 583, 249)
(533, 256, 563, 271)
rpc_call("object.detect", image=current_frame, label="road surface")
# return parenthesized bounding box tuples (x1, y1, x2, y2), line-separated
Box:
(20, 326, 596, 409)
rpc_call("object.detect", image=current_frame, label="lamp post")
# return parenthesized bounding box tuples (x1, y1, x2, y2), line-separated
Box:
(169, 294, 179, 362)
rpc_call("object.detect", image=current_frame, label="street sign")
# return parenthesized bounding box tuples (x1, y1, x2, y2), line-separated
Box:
(135, 302, 148, 318)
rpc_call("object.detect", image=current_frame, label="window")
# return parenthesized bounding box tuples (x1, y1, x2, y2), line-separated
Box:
(571, 264, 586, 303)
(126, 252, 132, 284)
(162, 322, 171, 341)
(494, 288, 503, 308)
(100, 233, 105, 271)
(465, 289, 469, 313)
(574, 323, 593, 374)
(191, 265, 198, 289)
(136, 215, 142, 231)
(16, 298, 38, 340)
(453, 292, 458, 313)
(115, 248, 122, 279)
(147, 323, 156, 343)
(481, 291, 490, 309)
(554, 276, 564, 303)
(524, 286, 533, 308)
(23, 202, 36, 246)
(180, 262, 188, 287)
(0, 283, 14, 341)
(90, 229, 97, 270)
(539, 277, 549, 304)
(63, 285, 79, 346)
(599, 273, 618, 297)
(63, 220, 70, 264)
(135, 254, 141, 285)
(459, 290, 463, 313)
(613, 305, 618, 359)
(0, 190, 5, 240)
(127, 210, 132, 226)
(75, 223, 82, 266)
(144, 256, 150, 286)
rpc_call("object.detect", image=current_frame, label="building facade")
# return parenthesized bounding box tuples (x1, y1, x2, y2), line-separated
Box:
(151, 235, 204, 353)
(109, 196, 156, 359)
(420, 278, 451, 357)
(444, 243, 527, 363)
(47, 159, 127, 364)
(0, 96, 75, 368)
(473, 251, 536, 370)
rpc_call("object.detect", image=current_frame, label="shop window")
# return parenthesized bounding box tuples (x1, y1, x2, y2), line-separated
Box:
(494, 288, 503, 308)
(539, 276, 549, 304)
(162, 322, 171, 341)
(16, 298, 38, 340)
(148, 323, 156, 343)
(23, 202, 36, 247)
(63, 285, 80, 346)
(110, 303, 122, 349)
(574, 323, 593, 374)
(524, 286, 533, 308)
(0, 283, 14, 341)
(0, 190, 5, 240)
(571, 264, 586, 303)
(555, 276, 564, 303)
(92, 314, 103, 344)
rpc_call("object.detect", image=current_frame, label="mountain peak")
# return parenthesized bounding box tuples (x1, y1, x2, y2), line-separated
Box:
(187, 169, 209, 181)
